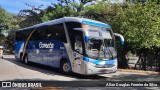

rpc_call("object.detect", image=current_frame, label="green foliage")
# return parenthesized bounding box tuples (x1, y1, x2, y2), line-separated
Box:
(42, 4, 76, 22)
(121, 3, 160, 49)
(85, 2, 160, 50)
(18, 4, 44, 28)
(0, 7, 18, 31)
(0, 7, 20, 53)
(13, 1, 160, 53)
(42, 0, 92, 22)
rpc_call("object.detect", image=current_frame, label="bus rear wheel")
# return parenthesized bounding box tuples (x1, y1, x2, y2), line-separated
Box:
(60, 60, 71, 73)
(24, 55, 29, 64)
(20, 53, 24, 63)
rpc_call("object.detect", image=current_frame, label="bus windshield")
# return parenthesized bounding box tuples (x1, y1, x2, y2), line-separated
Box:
(86, 25, 117, 60)
(87, 25, 112, 39)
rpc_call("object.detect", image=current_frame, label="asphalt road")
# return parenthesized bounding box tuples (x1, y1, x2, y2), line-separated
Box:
(0, 55, 160, 90)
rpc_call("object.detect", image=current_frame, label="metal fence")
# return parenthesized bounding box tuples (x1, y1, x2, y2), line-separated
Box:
(135, 52, 160, 71)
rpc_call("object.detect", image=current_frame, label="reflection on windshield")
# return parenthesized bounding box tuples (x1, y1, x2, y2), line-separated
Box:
(86, 39, 116, 60)
(87, 39, 102, 51)
(88, 29, 101, 38)
(86, 25, 116, 60)
(87, 25, 112, 39)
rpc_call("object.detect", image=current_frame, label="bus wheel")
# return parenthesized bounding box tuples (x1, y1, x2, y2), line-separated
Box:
(24, 55, 29, 64)
(20, 53, 24, 62)
(61, 61, 71, 73)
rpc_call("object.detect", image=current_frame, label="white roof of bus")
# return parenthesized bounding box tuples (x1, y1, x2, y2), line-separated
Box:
(18, 17, 109, 31)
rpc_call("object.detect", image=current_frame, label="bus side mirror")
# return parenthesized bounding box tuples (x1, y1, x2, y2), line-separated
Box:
(114, 33, 124, 46)
(73, 28, 89, 42)
(73, 28, 83, 31)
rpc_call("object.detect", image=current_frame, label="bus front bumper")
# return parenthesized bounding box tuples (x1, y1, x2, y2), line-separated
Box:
(85, 61, 117, 75)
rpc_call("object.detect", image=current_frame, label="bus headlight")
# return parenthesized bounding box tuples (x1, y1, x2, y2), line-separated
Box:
(88, 62, 96, 67)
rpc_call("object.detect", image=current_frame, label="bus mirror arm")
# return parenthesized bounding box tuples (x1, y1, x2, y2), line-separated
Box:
(73, 28, 86, 35)
(114, 33, 124, 46)
(73, 28, 84, 32)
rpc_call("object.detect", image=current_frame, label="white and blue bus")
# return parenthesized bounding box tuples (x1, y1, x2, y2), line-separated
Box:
(15, 17, 124, 75)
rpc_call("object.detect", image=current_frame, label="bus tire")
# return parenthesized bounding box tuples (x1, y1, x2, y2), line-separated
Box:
(20, 53, 24, 62)
(24, 55, 29, 64)
(60, 60, 71, 74)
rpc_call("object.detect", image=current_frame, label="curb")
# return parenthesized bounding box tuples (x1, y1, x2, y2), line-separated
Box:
(118, 69, 160, 74)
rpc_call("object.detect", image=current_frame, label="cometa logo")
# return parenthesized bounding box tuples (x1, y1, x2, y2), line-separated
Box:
(39, 42, 54, 48)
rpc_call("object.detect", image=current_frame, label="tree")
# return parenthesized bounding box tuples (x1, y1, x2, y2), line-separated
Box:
(0, 7, 18, 31)
(18, 4, 44, 28)
(126, 0, 160, 4)
(16, 1, 160, 69)
(84, 2, 160, 68)
(42, 3, 75, 22)
(0, 7, 19, 53)
(42, 0, 92, 22)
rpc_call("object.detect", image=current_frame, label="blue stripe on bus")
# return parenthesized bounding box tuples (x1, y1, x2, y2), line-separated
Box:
(83, 56, 117, 65)
(85, 36, 89, 42)
(82, 20, 111, 28)
(83, 56, 89, 61)
(15, 41, 24, 54)
(122, 40, 124, 46)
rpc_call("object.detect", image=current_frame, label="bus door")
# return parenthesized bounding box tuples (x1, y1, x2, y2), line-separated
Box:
(73, 31, 85, 74)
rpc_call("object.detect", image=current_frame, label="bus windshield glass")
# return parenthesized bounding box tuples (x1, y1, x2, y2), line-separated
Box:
(86, 25, 117, 60)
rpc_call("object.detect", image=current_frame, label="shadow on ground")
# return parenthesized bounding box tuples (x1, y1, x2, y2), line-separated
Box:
(2, 55, 160, 81)
(3, 57, 108, 80)
(1, 55, 160, 90)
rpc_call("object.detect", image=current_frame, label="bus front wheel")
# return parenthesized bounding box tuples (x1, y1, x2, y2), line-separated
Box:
(60, 60, 71, 73)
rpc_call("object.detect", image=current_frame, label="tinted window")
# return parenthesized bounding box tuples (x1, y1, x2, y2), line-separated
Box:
(54, 24, 67, 43)
(16, 29, 32, 41)
(65, 22, 82, 49)
(25, 29, 32, 39)
(16, 31, 23, 41)
(74, 32, 84, 54)
(46, 25, 56, 40)
(30, 27, 46, 40)
(47, 23, 67, 43)
(16, 23, 67, 43)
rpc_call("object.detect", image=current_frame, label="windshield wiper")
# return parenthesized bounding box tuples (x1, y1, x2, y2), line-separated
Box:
(103, 40, 113, 60)
(96, 40, 102, 60)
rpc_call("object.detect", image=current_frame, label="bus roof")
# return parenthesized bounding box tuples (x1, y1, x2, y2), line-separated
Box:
(18, 17, 111, 31)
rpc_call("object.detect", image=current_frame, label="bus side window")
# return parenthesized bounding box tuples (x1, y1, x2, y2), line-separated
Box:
(46, 25, 56, 40)
(16, 30, 27, 41)
(38, 26, 46, 40)
(30, 27, 46, 40)
(29, 28, 38, 40)
(75, 35, 83, 54)
(65, 22, 82, 50)
(25, 29, 33, 40)
(54, 24, 67, 43)
(16, 32, 23, 41)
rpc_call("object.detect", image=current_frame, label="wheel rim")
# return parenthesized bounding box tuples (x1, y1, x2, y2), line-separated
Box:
(63, 62, 70, 72)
